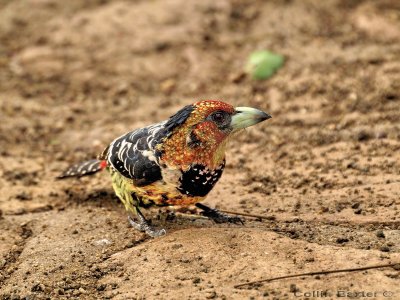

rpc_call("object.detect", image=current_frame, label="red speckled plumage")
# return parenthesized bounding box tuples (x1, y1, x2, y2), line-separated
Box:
(160, 100, 234, 170)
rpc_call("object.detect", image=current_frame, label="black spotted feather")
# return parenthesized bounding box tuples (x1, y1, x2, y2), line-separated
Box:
(106, 122, 166, 186)
(178, 161, 225, 197)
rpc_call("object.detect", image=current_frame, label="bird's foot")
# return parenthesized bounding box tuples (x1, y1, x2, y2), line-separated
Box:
(128, 213, 166, 237)
(195, 203, 244, 224)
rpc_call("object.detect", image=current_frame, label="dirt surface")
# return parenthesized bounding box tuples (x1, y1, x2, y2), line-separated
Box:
(1, 0, 400, 299)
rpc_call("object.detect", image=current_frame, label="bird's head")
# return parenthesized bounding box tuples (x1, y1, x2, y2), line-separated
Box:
(160, 100, 271, 169)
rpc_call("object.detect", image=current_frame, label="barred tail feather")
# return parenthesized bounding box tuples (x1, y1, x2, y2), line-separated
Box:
(57, 159, 107, 179)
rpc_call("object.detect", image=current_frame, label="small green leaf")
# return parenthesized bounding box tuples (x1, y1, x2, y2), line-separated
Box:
(245, 50, 284, 80)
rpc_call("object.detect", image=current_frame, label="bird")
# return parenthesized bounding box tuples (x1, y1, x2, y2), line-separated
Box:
(58, 100, 271, 237)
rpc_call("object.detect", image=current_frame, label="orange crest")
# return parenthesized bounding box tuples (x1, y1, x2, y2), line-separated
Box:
(192, 100, 235, 117)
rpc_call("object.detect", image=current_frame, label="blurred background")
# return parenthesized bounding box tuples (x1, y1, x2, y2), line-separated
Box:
(1, 0, 400, 298)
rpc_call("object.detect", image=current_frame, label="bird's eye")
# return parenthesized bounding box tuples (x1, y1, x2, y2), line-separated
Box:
(212, 112, 226, 123)
(208, 111, 231, 129)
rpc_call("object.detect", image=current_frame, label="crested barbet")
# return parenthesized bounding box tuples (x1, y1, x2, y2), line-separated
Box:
(59, 100, 271, 237)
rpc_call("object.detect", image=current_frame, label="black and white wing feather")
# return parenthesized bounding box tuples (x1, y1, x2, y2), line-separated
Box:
(106, 121, 166, 186)
(105, 104, 195, 186)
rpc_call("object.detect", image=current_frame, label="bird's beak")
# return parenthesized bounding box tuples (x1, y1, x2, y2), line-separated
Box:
(231, 107, 271, 131)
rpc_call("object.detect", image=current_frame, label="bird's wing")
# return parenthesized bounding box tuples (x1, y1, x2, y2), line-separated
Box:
(106, 121, 167, 186)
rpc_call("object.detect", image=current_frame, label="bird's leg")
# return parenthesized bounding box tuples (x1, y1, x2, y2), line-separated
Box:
(128, 208, 166, 237)
(195, 203, 244, 224)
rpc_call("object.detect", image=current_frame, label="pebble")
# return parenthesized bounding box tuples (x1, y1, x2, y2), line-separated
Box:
(171, 243, 183, 249)
(376, 131, 387, 139)
(94, 239, 112, 246)
(15, 191, 32, 201)
(380, 246, 390, 252)
(160, 79, 176, 95)
(336, 237, 349, 244)
(205, 290, 217, 299)
(289, 283, 299, 293)
(31, 282, 45, 292)
(0, 259, 6, 268)
(357, 130, 371, 141)
(192, 277, 201, 284)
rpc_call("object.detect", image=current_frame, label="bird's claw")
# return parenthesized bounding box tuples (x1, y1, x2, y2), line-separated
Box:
(128, 215, 166, 237)
(196, 203, 244, 225)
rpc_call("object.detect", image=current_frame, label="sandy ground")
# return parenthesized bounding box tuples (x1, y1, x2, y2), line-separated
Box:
(1, 0, 400, 299)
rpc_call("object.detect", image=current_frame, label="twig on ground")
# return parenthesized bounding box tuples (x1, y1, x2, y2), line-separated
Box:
(234, 262, 400, 288)
(175, 212, 208, 220)
(219, 209, 276, 221)
(219, 210, 400, 229)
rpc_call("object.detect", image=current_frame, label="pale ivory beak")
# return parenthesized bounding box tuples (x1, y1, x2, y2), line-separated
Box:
(231, 107, 271, 131)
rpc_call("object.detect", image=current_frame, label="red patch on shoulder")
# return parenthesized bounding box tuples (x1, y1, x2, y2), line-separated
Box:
(100, 160, 108, 169)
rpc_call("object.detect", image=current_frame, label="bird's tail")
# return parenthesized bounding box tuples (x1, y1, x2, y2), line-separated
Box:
(57, 159, 107, 179)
